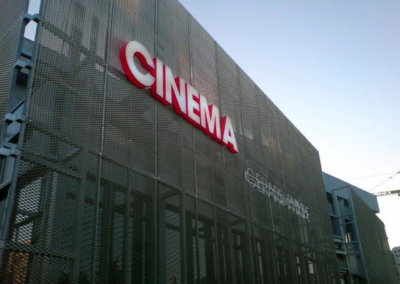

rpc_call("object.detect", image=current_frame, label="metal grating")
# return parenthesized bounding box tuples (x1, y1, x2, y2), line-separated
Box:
(0, 1, 26, 131)
(350, 191, 398, 284)
(0, 0, 340, 282)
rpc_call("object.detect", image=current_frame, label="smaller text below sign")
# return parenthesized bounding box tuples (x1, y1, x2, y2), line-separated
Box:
(244, 168, 310, 221)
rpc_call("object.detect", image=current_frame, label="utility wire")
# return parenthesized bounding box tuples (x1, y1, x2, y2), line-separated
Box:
(369, 171, 400, 192)
(348, 172, 396, 181)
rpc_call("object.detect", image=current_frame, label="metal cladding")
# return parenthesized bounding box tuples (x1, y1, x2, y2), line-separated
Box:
(0, 0, 338, 283)
(349, 191, 398, 283)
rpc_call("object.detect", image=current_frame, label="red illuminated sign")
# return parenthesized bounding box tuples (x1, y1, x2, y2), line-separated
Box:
(120, 41, 238, 153)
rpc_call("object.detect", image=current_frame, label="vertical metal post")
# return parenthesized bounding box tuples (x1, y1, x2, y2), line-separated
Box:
(91, 0, 115, 281)
(186, 13, 200, 284)
(331, 186, 354, 284)
(153, 1, 159, 283)
(347, 190, 370, 284)
(0, 0, 43, 269)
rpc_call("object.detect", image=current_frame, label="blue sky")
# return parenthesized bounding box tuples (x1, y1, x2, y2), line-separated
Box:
(178, 0, 400, 248)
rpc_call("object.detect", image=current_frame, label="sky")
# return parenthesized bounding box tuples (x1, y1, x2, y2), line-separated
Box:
(178, 0, 400, 249)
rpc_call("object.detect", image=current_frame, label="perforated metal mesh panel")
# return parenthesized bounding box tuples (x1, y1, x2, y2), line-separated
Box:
(0, 1, 26, 131)
(350, 191, 398, 284)
(0, 0, 339, 282)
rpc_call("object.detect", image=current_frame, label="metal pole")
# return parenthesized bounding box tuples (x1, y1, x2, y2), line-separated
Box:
(330, 186, 354, 284)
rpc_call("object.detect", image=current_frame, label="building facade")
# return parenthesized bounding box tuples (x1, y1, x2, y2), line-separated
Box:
(393, 246, 400, 281)
(0, 0, 339, 283)
(324, 173, 398, 284)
